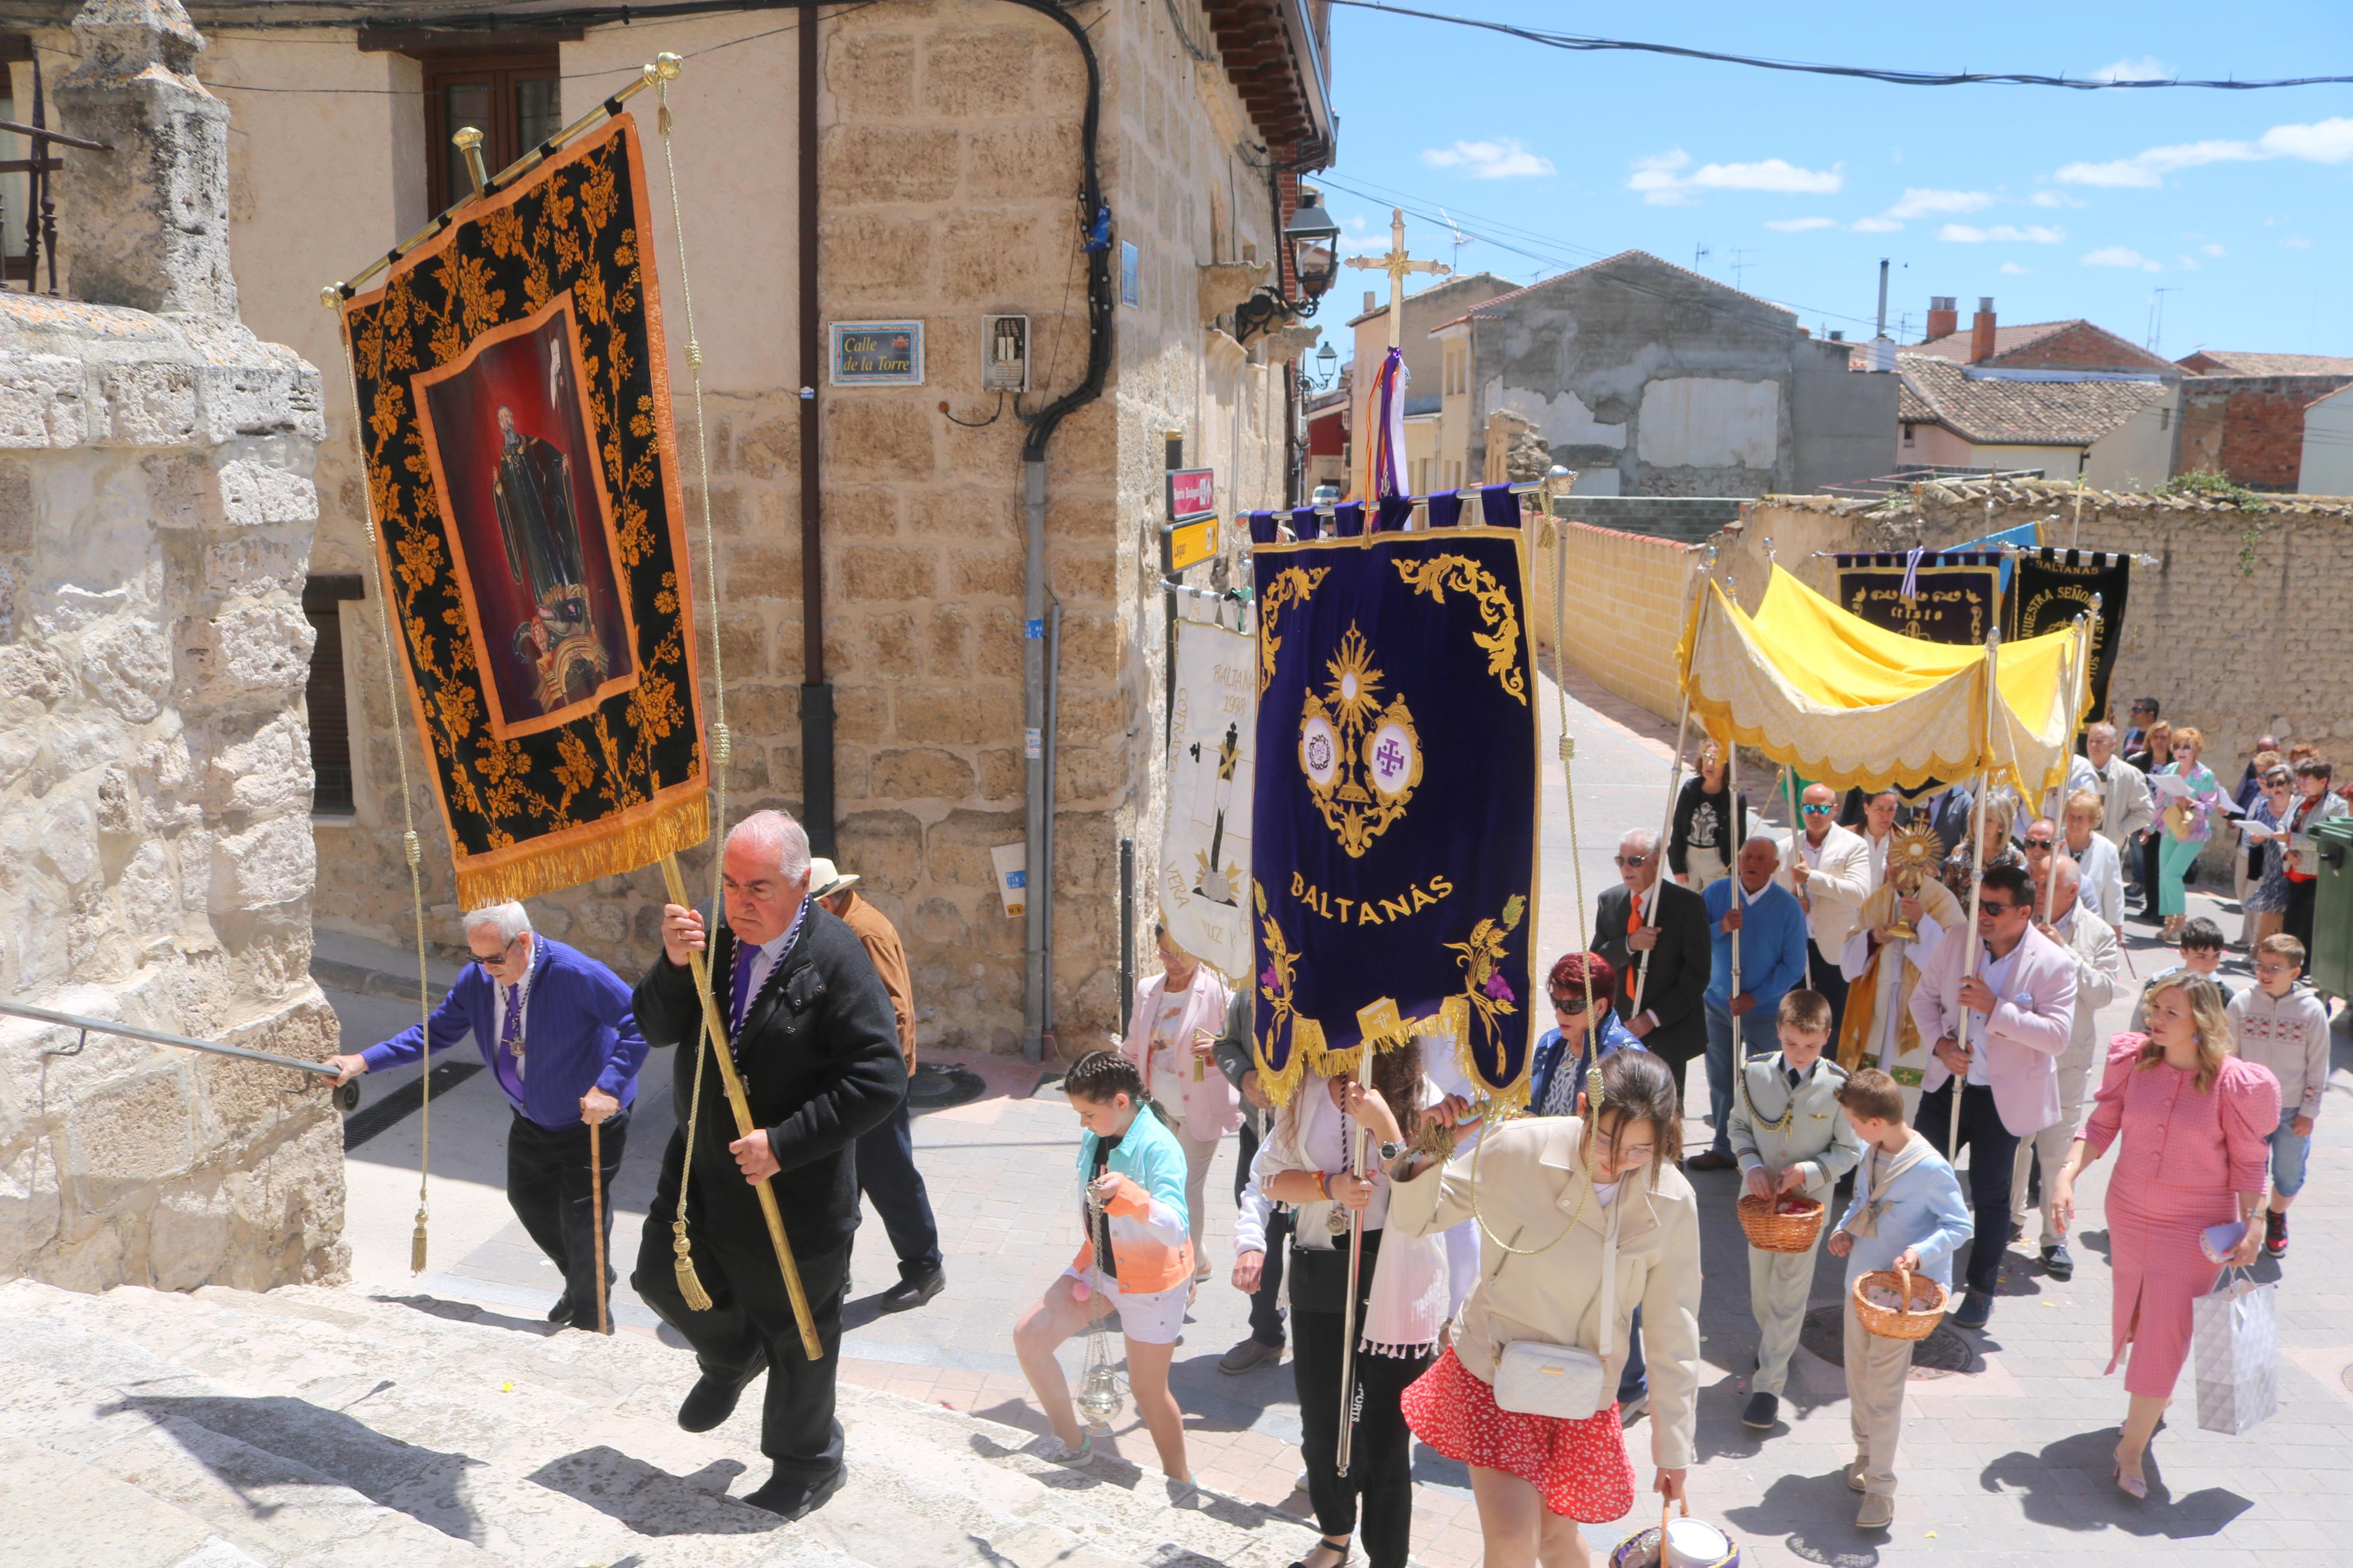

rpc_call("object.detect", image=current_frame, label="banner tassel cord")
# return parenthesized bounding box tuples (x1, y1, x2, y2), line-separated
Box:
(654, 54, 727, 1314)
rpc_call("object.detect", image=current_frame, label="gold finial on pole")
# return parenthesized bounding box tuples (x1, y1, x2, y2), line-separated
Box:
(655, 50, 684, 80)
(320, 283, 343, 311)
(452, 126, 489, 200)
(1343, 207, 1450, 351)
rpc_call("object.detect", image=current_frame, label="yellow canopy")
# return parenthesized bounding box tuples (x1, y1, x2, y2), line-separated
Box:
(1678, 565, 2092, 799)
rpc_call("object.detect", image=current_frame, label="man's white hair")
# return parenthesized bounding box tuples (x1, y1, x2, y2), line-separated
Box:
(1620, 826, 1659, 857)
(461, 901, 532, 944)
(1743, 833, 1783, 861)
(727, 809, 812, 883)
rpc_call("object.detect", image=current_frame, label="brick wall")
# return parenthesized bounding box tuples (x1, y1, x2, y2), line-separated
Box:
(1534, 514, 1703, 722)
(1996, 322, 2176, 376)
(2179, 375, 2352, 490)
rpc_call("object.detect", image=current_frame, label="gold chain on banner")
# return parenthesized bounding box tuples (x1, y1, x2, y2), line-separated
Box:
(332, 339, 437, 1274)
(655, 64, 726, 1313)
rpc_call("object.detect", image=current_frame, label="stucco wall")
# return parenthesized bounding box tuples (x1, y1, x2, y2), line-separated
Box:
(2301, 390, 2353, 497)
(2084, 401, 2178, 492)
(1465, 254, 1805, 498)
(1791, 337, 1897, 491)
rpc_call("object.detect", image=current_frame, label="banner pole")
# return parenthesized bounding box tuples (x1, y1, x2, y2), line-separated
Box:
(659, 854, 824, 1361)
(1953, 628, 2000, 1156)
(1632, 567, 1709, 1019)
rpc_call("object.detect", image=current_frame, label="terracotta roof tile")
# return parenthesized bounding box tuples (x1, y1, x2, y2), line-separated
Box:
(1895, 354, 2170, 446)
(1429, 250, 1797, 332)
(2177, 351, 2353, 378)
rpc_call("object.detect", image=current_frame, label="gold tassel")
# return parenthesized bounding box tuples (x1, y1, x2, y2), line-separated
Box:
(410, 1207, 428, 1273)
(672, 1219, 712, 1311)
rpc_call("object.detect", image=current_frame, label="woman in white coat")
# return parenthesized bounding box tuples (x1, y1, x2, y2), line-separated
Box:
(1389, 1049, 1702, 1568)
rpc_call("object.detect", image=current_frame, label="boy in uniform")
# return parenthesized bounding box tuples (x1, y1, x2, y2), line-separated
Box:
(1829, 1068, 1974, 1532)
(1730, 989, 1863, 1433)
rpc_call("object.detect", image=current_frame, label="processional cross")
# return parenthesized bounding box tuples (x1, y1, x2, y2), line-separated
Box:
(1345, 208, 1450, 349)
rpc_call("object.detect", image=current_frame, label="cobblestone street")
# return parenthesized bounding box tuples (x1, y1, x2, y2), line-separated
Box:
(327, 661, 2353, 1568)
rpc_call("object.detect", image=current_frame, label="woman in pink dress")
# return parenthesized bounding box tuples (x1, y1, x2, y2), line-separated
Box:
(2050, 971, 2279, 1499)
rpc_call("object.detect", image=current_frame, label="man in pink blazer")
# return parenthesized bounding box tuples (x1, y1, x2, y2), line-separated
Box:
(1908, 861, 2074, 1329)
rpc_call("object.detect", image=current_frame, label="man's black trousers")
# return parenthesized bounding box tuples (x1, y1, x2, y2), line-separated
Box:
(856, 1090, 942, 1282)
(634, 1130, 853, 1485)
(506, 1108, 627, 1322)
(1917, 1080, 2017, 1297)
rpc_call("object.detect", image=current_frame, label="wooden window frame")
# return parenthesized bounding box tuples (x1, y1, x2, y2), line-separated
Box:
(419, 48, 561, 215)
(302, 574, 365, 818)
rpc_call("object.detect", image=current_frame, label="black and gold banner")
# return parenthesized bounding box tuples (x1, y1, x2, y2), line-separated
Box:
(2008, 548, 2132, 727)
(1834, 552, 2001, 645)
(1249, 525, 1540, 1106)
(340, 115, 706, 904)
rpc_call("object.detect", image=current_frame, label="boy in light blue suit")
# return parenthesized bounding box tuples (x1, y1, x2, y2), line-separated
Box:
(1827, 1066, 1974, 1533)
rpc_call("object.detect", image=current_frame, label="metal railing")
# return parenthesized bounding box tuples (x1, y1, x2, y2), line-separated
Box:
(1, 55, 113, 296)
(1, 998, 341, 1082)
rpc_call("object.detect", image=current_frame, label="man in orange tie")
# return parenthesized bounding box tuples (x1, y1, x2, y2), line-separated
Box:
(1592, 827, 1713, 1117)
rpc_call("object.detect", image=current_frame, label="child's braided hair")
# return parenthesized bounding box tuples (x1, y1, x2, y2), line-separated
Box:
(1064, 1048, 1176, 1129)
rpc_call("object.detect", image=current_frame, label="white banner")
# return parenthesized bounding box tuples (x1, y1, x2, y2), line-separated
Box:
(1160, 613, 1255, 980)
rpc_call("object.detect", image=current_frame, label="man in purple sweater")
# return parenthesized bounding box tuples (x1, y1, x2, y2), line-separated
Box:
(326, 901, 645, 1331)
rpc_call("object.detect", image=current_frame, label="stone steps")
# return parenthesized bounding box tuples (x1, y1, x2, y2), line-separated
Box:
(0, 1279, 1329, 1568)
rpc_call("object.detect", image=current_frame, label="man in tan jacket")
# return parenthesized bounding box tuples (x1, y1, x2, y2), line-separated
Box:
(814, 858, 943, 1311)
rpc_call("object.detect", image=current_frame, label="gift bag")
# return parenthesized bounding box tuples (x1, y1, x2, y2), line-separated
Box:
(2191, 1268, 2279, 1435)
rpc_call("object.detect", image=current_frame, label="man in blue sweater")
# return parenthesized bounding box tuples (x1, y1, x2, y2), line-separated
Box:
(1691, 835, 1809, 1169)
(327, 902, 646, 1331)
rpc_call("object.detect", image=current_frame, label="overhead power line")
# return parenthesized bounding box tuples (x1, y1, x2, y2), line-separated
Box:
(1331, 1, 2353, 91)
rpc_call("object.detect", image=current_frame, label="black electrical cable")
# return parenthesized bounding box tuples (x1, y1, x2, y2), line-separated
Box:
(1332, 0, 2353, 91)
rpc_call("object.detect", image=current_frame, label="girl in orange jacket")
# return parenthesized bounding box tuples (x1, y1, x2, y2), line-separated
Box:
(1011, 1050, 1194, 1484)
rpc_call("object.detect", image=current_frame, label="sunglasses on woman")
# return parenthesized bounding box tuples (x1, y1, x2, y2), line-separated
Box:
(1549, 994, 1589, 1015)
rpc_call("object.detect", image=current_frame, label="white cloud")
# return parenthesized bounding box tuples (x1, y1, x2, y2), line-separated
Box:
(1764, 216, 1839, 232)
(2029, 190, 2085, 209)
(2055, 117, 2353, 188)
(2092, 55, 2171, 82)
(1887, 187, 1992, 219)
(1421, 137, 1556, 180)
(2083, 246, 2163, 272)
(1850, 215, 1905, 233)
(2283, 236, 2315, 250)
(2201, 242, 2226, 257)
(2177, 257, 2202, 271)
(1999, 262, 2033, 275)
(1940, 223, 2066, 244)
(2259, 118, 2353, 163)
(1625, 149, 1842, 205)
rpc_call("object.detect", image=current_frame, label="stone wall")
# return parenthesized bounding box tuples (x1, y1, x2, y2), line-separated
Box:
(0, 0, 343, 1292)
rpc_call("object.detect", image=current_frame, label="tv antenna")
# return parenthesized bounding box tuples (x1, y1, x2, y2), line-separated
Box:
(1729, 248, 1757, 290)
(2146, 287, 2180, 353)
(1693, 242, 1712, 272)
(1438, 205, 1472, 272)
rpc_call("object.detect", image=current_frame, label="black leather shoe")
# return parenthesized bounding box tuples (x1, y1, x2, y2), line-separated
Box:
(878, 1267, 946, 1313)
(1953, 1289, 1994, 1330)
(2042, 1242, 2074, 1281)
(1686, 1150, 1738, 1172)
(743, 1464, 846, 1520)
(546, 1290, 575, 1324)
(679, 1371, 753, 1433)
(1742, 1391, 1779, 1430)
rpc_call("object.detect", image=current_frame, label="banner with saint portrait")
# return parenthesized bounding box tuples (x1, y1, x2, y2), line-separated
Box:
(338, 113, 705, 905)
(1159, 611, 1256, 981)
(1247, 522, 1540, 1107)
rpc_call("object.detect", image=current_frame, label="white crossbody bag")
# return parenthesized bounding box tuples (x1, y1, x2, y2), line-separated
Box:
(1490, 1181, 1620, 1421)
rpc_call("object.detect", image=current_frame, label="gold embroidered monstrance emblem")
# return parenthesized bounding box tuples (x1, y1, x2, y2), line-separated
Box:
(1298, 623, 1422, 858)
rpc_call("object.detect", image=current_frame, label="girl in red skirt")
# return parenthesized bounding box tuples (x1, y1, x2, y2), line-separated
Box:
(1389, 1050, 1703, 1568)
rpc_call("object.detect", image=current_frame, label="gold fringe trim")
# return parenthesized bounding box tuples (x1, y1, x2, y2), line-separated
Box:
(453, 792, 710, 907)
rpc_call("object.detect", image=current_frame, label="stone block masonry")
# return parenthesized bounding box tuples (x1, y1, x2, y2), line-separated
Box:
(1536, 515, 1702, 724)
(0, 0, 346, 1293)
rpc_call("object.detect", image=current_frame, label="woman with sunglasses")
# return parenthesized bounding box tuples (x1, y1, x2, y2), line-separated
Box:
(2150, 726, 2228, 943)
(2239, 765, 2296, 948)
(1528, 951, 1644, 1118)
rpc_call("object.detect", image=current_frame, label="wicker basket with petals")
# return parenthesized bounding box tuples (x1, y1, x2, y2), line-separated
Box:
(1736, 1193, 1825, 1254)
(1853, 1266, 1947, 1341)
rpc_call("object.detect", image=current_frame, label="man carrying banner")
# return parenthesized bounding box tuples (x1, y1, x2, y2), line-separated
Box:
(326, 903, 644, 1332)
(632, 810, 906, 1520)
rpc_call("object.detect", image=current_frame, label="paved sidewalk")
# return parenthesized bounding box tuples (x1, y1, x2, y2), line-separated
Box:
(321, 662, 2353, 1568)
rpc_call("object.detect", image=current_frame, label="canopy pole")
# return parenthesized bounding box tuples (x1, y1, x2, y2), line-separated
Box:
(1952, 625, 2001, 1154)
(1728, 727, 1744, 1061)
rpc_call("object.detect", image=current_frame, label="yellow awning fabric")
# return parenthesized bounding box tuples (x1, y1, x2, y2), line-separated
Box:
(1677, 565, 2091, 799)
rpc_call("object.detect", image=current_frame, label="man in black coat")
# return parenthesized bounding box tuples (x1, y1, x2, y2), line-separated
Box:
(631, 809, 905, 1520)
(1592, 826, 1712, 1111)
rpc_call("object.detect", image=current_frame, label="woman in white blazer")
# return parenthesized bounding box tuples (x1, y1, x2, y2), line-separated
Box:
(1120, 924, 1237, 1279)
(1388, 1050, 1701, 1568)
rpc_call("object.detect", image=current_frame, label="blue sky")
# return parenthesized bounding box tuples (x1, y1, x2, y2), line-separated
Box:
(1310, 1, 2353, 365)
